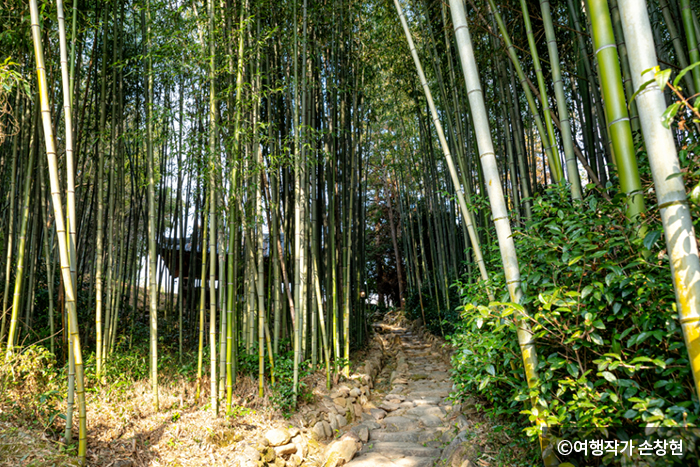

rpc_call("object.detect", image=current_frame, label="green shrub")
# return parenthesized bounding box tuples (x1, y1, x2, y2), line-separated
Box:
(449, 182, 700, 459)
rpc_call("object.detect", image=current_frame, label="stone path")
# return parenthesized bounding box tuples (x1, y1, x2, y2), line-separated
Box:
(344, 324, 462, 467)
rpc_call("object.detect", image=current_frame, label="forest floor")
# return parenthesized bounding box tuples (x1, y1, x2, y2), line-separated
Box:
(0, 310, 531, 467)
(0, 345, 340, 466)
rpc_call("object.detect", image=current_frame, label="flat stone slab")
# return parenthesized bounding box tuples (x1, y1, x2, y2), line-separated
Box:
(379, 402, 401, 412)
(409, 390, 449, 398)
(361, 420, 382, 430)
(364, 441, 441, 458)
(418, 414, 444, 427)
(369, 430, 420, 443)
(344, 452, 397, 467)
(392, 458, 436, 467)
(381, 416, 417, 430)
(409, 396, 442, 406)
(406, 406, 446, 418)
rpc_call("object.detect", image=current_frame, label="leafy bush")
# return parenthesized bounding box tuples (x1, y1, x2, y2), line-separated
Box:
(449, 182, 700, 458)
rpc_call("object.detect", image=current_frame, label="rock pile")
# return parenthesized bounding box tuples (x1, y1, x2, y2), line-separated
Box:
(232, 316, 479, 467)
(231, 334, 390, 467)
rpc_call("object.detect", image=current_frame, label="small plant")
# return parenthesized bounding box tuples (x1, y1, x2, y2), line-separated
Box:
(227, 405, 254, 418)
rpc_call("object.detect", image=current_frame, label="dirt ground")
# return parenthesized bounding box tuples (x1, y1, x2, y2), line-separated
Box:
(0, 352, 333, 467)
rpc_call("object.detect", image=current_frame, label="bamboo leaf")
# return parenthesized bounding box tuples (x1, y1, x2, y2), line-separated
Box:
(629, 78, 655, 107)
(661, 102, 681, 128)
(654, 67, 672, 90)
(673, 61, 700, 87)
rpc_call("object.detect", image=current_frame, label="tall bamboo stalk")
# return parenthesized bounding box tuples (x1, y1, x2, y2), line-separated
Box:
(587, 0, 645, 221)
(485, 0, 562, 185)
(144, 0, 159, 410)
(208, 0, 218, 417)
(449, 1, 553, 464)
(539, 0, 583, 199)
(520, 0, 563, 184)
(0, 98, 21, 343)
(619, 0, 700, 402)
(29, 0, 86, 462)
(5, 115, 36, 353)
(680, 0, 700, 103)
(392, 0, 493, 302)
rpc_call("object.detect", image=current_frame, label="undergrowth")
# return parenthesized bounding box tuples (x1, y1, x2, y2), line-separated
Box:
(448, 138, 700, 465)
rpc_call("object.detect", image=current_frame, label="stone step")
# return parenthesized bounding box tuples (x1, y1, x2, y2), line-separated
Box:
(369, 430, 420, 443)
(363, 441, 441, 458)
(345, 452, 435, 467)
(380, 415, 417, 430)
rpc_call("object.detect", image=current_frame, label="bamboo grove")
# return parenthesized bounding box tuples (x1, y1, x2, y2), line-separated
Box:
(2, 0, 700, 465)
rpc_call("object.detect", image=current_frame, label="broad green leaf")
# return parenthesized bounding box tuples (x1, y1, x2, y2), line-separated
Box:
(590, 333, 604, 345)
(690, 183, 700, 206)
(662, 102, 681, 128)
(643, 230, 662, 250)
(655, 67, 672, 90)
(581, 285, 594, 299)
(673, 61, 700, 87)
(629, 77, 655, 107)
(486, 364, 495, 376)
(478, 376, 490, 391)
(601, 371, 617, 382)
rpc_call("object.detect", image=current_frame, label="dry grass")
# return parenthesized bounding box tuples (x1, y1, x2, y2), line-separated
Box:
(0, 345, 334, 467)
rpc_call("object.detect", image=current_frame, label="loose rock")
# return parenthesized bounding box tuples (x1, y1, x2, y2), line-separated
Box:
(265, 428, 292, 447)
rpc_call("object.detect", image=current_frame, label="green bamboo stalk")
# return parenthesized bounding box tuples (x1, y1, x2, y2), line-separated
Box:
(225, 0, 246, 414)
(681, 0, 700, 103)
(608, 0, 640, 133)
(587, 0, 645, 221)
(0, 96, 21, 343)
(196, 204, 209, 403)
(485, 0, 562, 185)
(144, 0, 159, 410)
(520, 0, 563, 184)
(567, 0, 613, 170)
(505, 61, 534, 220)
(539, 0, 583, 199)
(393, 0, 493, 302)
(29, 0, 86, 461)
(38, 158, 55, 355)
(659, 0, 696, 97)
(95, 5, 108, 380)
(208, 0, 218, 417)
(293, 0, 301, 395)
(5, 116, 36, 354)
